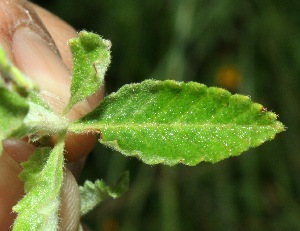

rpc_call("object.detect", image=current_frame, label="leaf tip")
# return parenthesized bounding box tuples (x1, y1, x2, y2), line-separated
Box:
(77, 30, 112, 51)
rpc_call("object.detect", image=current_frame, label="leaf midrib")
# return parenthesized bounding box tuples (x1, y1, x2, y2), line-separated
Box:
(71, 122, 281, 131)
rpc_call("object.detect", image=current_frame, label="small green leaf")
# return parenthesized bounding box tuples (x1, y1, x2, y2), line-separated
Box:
(13, 134, 65, 231)
(0, 87, 29, 154)
(69, 80, 285, 166)
(17, 92, 61, 145)
(4, 93, 58, 142)
(0, 46, 38, 96)
(65, 31, 111, 112)
(29, 91, 52, 111)
(80, 171, 129, 216)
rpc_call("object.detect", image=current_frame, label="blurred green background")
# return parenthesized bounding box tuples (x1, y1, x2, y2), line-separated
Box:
(33, 0, 300, 230)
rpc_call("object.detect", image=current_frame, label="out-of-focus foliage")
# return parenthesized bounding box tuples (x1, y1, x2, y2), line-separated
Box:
(34, 0, 300, 230)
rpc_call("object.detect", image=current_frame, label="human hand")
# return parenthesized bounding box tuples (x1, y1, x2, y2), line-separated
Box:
(0, 1, 102, 230)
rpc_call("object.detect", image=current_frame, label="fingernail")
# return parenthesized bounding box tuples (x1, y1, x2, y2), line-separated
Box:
(12, 27, 71, 113)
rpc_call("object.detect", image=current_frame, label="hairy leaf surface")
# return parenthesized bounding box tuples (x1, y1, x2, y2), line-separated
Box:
(70, 80, 285, 165)
(13, 135, 65, 231)
(65, 31, 111, 112)
(0, 87, 29, 154)
(24, 102, 69, 136)
(0, 46, 37, 95)
(80, 171, 129, 216)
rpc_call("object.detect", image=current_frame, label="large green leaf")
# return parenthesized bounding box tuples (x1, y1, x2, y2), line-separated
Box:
(13, 134, 65, 231)
(65, 31, 111, 112)
(69, 80, 285, 166)
(0, 87, 29, 154)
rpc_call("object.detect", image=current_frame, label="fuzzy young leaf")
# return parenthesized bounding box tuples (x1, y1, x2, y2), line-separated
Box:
(65, 31, 111, 112)
(24, 101, 69, 136)
(80, 171, 129, 216)
(0, 46, 37, 95)
(0, 87, 29, 154)
(2, 92, 61, 142)
(13, 134, 65, 231)
(69, 80, 285, 166)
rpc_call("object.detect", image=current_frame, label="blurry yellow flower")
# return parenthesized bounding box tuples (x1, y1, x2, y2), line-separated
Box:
(215, 65, 242, 91)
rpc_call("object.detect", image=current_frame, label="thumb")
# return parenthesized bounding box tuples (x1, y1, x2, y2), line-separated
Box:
(59, 169, 81, 231)
(1, 141, 81, 231)
(0, 1, 98, 230)
(0, 139, 35, 230)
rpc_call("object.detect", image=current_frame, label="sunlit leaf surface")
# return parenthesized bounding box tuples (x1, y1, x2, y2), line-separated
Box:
(0, 87, 28, 154)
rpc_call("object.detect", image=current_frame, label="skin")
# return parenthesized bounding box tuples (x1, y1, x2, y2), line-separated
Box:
(0, 1, 101, 230)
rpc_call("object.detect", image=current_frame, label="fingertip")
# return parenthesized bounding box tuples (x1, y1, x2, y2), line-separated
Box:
(3, 139, 36, 163)
(59, 169, 80, 231)
(0, 152, 24, 230)
(0, 140, 35, 230)
(31, 3, 77, 71)
(87, 86, 105, 110)
(62, 133, 97, 162)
